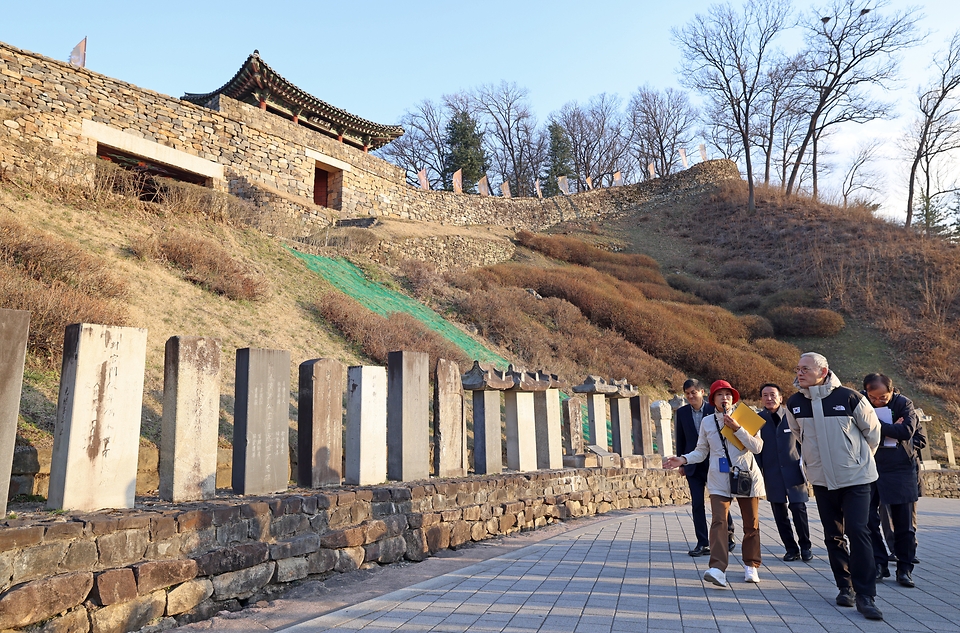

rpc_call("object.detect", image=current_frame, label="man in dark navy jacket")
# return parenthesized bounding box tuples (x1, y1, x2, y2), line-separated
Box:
(756, 383, 812, 562)
(675, 379, 735, 556)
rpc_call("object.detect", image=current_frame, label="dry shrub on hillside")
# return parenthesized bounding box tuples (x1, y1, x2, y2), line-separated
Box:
(316, 291, 470, 371)
(399, 259, 444, 301)
(767, 307, 845, 337)
(141, 231, 267, 301)
(457, 285, 684, 389)
(720, 259, 769, 280)
(475, 263, 794, 390)
(635, 282, 704, 304)
(517, 230, 659, 269)
(666, 274, 732, 304)
(760, 289, 822, 314)
(740, 315, 775, 340)
(752, 338, 802, 372)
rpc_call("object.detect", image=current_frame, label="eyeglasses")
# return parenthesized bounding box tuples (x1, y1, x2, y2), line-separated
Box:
(794, 366, 817, 375)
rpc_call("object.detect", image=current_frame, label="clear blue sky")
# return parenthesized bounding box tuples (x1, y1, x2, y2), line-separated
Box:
(3, 1, 959, 218)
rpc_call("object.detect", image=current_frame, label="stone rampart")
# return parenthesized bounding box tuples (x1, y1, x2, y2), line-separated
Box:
(0, 468, 688, 631)
(0, 41, 741, 239)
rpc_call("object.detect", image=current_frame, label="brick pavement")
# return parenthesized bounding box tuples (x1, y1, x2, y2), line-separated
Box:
(275, 497, 960, 633)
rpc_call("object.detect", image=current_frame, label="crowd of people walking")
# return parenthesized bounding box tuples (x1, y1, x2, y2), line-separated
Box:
(664, 352, 925, 622)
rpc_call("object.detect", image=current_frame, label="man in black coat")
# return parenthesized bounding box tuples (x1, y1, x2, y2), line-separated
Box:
(675, 379, 735, 556)
(756, 383, 812, 562)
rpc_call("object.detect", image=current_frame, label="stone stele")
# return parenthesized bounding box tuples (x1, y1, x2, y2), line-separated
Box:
(232, 348, 291, 495)
(561, 395, 585, 456)
(387, 351, 430, 482)
(298, 358, 346, 488)
(345, 365, 387, 485)
(651, 400, 674, 457)
(608, 380, 639, 458)
(461, 361, 512, 475)
(572, 376, 617, 452)
(160, 336, 222, 503)
(434, 358, 467, 478)
(0, 309, 29, 515)
(48, 323, 148, 511)
(630, 394, 655, 456)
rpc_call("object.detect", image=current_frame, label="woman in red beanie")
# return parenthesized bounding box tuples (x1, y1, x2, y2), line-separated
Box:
(664, 380, 766, 587)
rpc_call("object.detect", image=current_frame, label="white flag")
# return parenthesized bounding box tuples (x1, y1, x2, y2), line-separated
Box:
(585, 176, 593, 190)
(699, 143, 707, 162)
(69, 37, 87, 68)
(535, 179, 543, 199)
(500, 181, 511, 198)
(452, 169, 463, 194)
(613, 171, 623, 187)
(558, 175, 569, 195)
(648, 163, 655, 179)
(417, 168, 429, 190)
(478, 175, 490, 196)
(679, 148, 688, 168)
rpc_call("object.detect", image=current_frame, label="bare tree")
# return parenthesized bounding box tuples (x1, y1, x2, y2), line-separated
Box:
(628, 86, 699, 178)
(784, 0, 921, 196)
(838, 140, 882, 208)
(554, 94, 633, 191)
(701, 100, 745, 162)
(471, 82, 545, 196)
(754, 53, 806, 186)
(905, 30, 960, 228)
(674, 0, 791, 212)
(376, 99, 448, 189)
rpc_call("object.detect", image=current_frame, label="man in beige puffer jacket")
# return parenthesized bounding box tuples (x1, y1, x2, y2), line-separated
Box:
(785, 352, 881, 621)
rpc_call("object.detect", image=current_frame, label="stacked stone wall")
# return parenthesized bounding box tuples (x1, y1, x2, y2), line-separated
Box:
(0, 42, 741, 240)
(0, 468, 688, 632)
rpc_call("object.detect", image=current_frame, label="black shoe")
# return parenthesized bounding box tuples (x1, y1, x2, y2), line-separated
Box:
(912, 556, 920, 564)
(836, 588, 856, 607)
(783, 551, 801, 562)
(888, 553, 897, 562)
(728, 540, 736, 553)
(876, 564, 890, 580)
(897, 571, 915, 588)
(688, 545, 710, 557)
(856, 595, 883, 620)
(801, 549, 813, 562)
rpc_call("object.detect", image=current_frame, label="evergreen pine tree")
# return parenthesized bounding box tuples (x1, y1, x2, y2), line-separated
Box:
(542, 122, 574, 197)
(443, 110, 488, 193)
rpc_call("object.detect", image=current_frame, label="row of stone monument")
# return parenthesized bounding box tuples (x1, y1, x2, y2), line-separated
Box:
(0, 312, 676, 513)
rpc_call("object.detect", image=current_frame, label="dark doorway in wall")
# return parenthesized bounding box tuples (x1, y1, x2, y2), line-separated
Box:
(96, 143, 211, 203)
(314, 167, 329, 207)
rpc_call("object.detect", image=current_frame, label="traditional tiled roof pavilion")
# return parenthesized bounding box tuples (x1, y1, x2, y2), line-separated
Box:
(182, 51, 404, 152)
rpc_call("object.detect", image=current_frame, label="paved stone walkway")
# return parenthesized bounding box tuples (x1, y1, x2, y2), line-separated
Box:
(275, 497, 960, 633)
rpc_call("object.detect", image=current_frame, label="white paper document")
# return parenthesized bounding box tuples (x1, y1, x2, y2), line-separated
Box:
(875, 406, 898, 447)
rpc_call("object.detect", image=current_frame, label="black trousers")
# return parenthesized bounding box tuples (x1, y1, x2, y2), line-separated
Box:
(869, 483, 916, 575)
(813, 483, 876, 597)
(770, 501, 811, 554)
(880, 503, 918, 555)
(687, 474, 735, 547)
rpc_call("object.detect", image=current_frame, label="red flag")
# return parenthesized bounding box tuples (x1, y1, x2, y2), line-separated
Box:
(478, 175, 490, 196)
(500, 181, 511, 198)
(69, 37, 87, 68)
(417, 168, 429, 190)
(452, 169, 463, 194)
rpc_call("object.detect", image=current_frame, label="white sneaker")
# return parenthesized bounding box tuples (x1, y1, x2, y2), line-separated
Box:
(744, 565, 760, 583)
(704, 567, 728, 587)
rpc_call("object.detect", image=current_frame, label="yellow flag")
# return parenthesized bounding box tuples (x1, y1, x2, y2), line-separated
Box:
(720, 404, 767, 451)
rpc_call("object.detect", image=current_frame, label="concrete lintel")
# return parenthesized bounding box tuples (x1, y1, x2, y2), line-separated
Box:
(81, 119, 224, 180)
(305, 147, 353, 173)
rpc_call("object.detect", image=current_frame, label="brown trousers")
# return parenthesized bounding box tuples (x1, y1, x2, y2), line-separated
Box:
(709, 495, 761, 571)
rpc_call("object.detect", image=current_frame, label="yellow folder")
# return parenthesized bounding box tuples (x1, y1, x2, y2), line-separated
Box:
(720, 404, 767, 451)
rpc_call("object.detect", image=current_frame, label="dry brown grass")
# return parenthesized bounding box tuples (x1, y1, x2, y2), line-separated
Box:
(767, 306, 845, 337)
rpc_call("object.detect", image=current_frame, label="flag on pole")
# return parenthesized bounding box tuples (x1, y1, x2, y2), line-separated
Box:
(478, 175, 490, 196)
(613, 171, 623, 187)
(699, 143, 707, 162)
(558, 175, 569, 195)
(679, 148, 688, 168)
(648, 163, 656, 179)
(500, 181, 511, 198)
(535, 179, 543, 199)
(585, 176, 593, 190)
(69, 37, 87, 68)
(417, 168, 429, 190)
(452, 169, 463, 194)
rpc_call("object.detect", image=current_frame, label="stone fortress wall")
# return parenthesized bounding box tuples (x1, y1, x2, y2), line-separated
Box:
(0, 41, 741, 240)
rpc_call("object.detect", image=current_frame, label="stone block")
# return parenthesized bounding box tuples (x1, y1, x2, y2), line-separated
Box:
(136, 444, 159, 495)
(344, 365, 387, 486)
(363, 520, 387, 544)
(13, 541, 69, 584)
(133, 559, 198, 594)
(472, 390, 502, 475)
(561, 396, 584, 455)
(651, 400, 674, 456)
(0, 571, 93, 630)
(165, 578, 213, 616)
(947, 432, 956, 468)
(433, 359, 467, 477)
(269, 533, 320, 559)
(38, 607, 89, 633)
(232, 348, 291, 495)
(45, 521, 84, 541)
(585, 393, 609, 451)
(60, 540, 99, 572)
(0, 309, 29, 515)
(334, 547, 364, 572)
(0, 526, 43, 551)
(387, 351, 430, 481)
(160, 336, 221, 502)
(48, 324, 148, 511)
(274, 557, 309, 582)
(319, 526, 365, 549)
(91, 569, 137, 606)
(193, 542, 269, 576)
(97, 529, 149, 568)
(89, 590, 165, 633)
(306, 549, 337, 574)
(533, 389, 563, 469)
(449, 521, 471, 548)
(297, 358, 345, 488)
(630, 395, 655, 456)
(403, 529, 429, 562)
(609, 397, 634, 457)
(211, 562, 275, 600)
(504, 391, 537, 472)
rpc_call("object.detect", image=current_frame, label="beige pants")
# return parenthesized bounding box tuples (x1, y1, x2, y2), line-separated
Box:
(709, 495, 761, 571)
